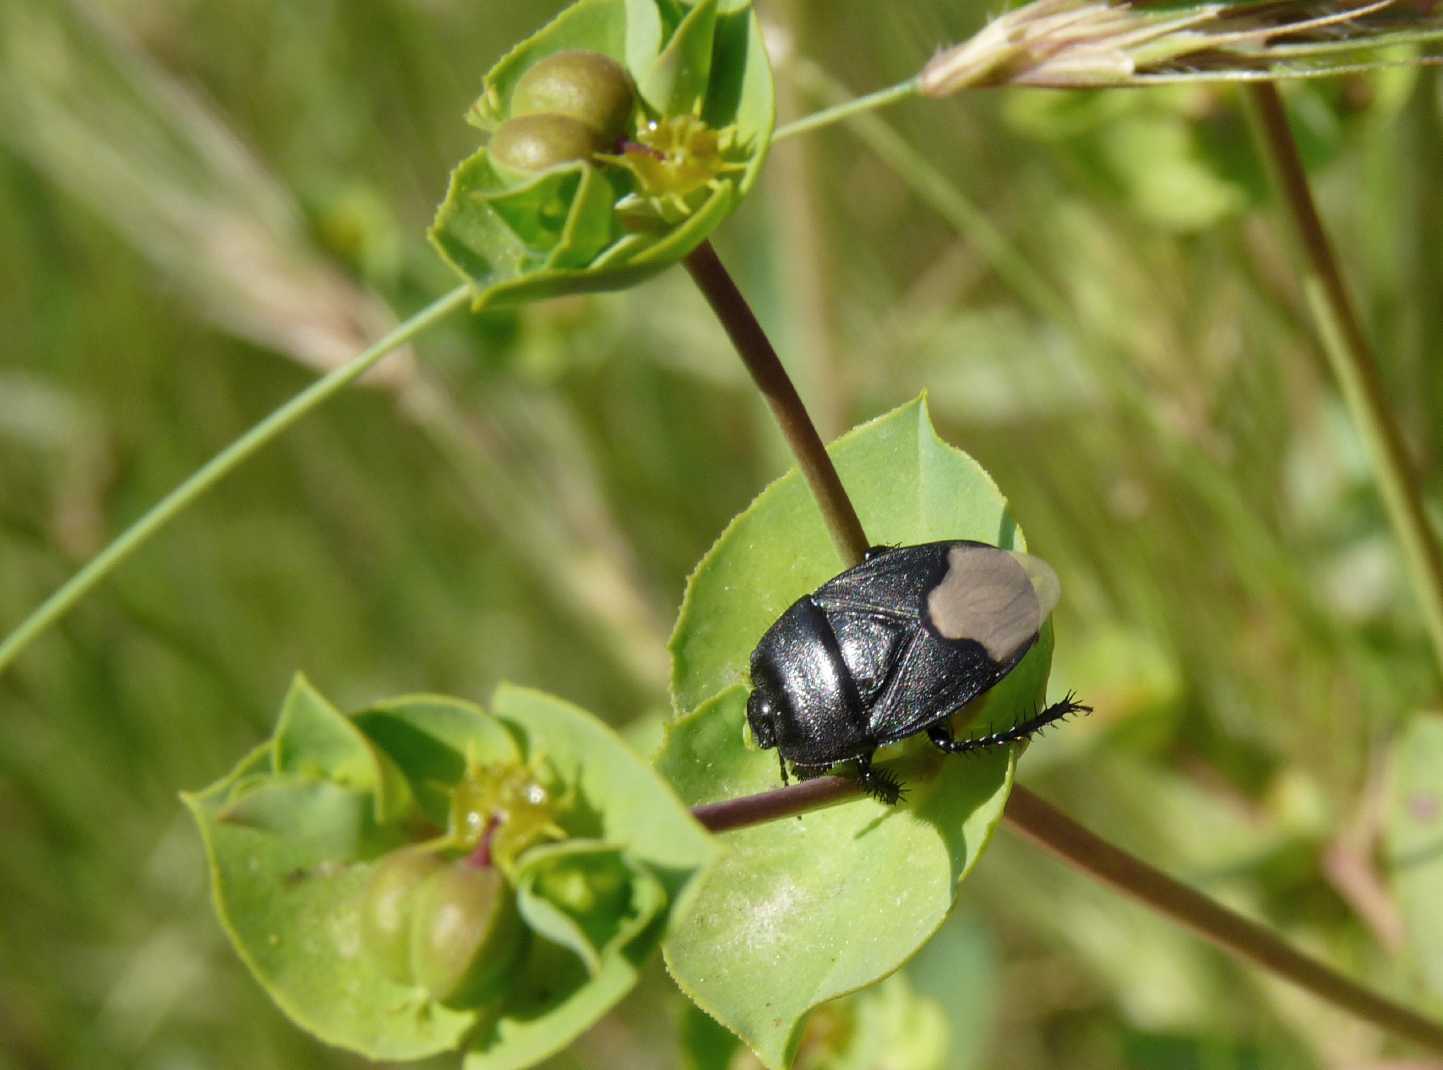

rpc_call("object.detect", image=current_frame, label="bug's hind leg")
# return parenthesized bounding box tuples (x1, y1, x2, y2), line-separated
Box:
(852, 750, 905, 805)
(927, 692, 1092, 755)
(776, 749, 790, 788)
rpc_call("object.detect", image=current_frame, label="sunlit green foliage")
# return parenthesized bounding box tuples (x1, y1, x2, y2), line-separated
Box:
(2, 0, 1442, 1067)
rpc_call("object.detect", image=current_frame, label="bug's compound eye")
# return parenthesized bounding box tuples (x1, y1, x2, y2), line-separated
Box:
(745, 688, 778, 750)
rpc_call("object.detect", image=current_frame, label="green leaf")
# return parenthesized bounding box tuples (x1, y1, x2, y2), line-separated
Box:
(184, 773, 474, 1060)
(679, 972, 953, 1070)
(514, 840, 667, 974)
(678, 962, 953, 1070)
(671, 394, 1040, 712)
(459, 684, 717, 1069)
(659, 395, 1058, 1067)
(353, 693, 522, 828)
(1386, 712, 1443, 999)
(659, 688, 1013, 1069)
(429, 0, 774, 309)
(635, 0, 718, 115)
(272, 674, 412, 824)
(188, 683, 716, 1068)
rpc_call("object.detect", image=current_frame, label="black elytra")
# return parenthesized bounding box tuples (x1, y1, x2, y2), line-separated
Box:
(745, 540, 1089, 804)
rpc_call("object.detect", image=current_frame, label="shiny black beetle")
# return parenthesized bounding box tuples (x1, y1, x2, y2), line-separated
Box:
(746, 540, 1088, 803)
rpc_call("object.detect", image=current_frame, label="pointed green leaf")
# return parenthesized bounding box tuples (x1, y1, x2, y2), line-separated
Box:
(273, 674, 412, 824)
(636, 0, 718, 115)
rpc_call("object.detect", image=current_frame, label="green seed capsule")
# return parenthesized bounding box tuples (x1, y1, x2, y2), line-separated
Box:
(511, 50, 634, 145)
(360, 847, 445, 984)
(411, 863, 526, 1007)
(489, 114, 602, 177)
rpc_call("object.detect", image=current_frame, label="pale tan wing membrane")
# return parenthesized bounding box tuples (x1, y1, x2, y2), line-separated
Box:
(1009, 549, 1060, 621)
(925, 544, 1059, 661)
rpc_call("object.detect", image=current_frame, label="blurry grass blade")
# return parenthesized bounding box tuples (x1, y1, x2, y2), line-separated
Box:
(0, 0, 411, 383)
(0, 0, 671, 687)
(919, 0, 1443, 92)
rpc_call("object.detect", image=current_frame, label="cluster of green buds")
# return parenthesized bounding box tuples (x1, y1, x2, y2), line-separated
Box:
(487, 50, 636, 179)
(479, 45, 745, 223)
(430, 0, 772, 307)
(358, 760, 563, 1007)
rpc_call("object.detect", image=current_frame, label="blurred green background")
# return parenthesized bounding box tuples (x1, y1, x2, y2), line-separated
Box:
(3, 0, 1442, 1067)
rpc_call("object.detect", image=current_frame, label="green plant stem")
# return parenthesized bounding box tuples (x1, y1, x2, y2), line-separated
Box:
(789, 60, 1071, 326)
(0, 285, 471, 677)
(682, 241, 870, 568)
(772, 76, 921, 142)
(692, 780, 1443, 1053)
(1245, 83, 1443, 681)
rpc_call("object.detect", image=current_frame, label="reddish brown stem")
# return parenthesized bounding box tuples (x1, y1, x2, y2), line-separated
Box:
(683, 241, 870, 568)
(1005, 785, 1443, 1054)
(689, 781, 1443, 1054)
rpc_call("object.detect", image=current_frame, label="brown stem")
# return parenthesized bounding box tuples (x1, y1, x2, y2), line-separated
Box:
(1245, 83, 1443, 683)
(683, 240, 870, 567)
(691, 774, 860, 832)
(1003, 785, 1443, 1054)
(690, 780, 1443, 1052)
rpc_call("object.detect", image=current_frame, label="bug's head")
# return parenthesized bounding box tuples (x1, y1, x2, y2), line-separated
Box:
(745, 681, 781, 751)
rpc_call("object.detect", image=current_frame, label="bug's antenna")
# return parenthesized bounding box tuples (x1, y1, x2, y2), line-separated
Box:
(926, 692, 1091, 755)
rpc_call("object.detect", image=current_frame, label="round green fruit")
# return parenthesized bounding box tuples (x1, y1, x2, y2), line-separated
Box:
(411, 862, 526, 1007)
(489, 114, 601, 177)
(511, 50, 634, 145)
(360, 847, 445, 984)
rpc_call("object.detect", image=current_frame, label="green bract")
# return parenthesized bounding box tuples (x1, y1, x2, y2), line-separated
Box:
(429, 0, 774, 309)
(658, 397, 1051, 1069)
(185, 677, 715, 1067)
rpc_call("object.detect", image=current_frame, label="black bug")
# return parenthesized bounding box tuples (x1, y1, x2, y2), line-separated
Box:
(745, 540, 1089, 804)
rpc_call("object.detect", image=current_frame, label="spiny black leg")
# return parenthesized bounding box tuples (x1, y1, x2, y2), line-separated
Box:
(853, 750, 905, 805)
(777, 749, 790, 788)
(927, 692, 1092, 755)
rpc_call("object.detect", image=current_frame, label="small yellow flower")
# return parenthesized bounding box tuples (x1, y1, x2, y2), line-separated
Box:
(600, 113, 746, 223)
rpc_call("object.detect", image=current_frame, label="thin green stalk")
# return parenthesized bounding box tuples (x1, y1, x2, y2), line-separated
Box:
(789, 60, 1072, 327)
(1245, 83, 1443, 682)
(692, 780, 1443, 1054)
(682, 241, 870, 567)
(772, 76, 921, 142)
(0, 285, 471, 676)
